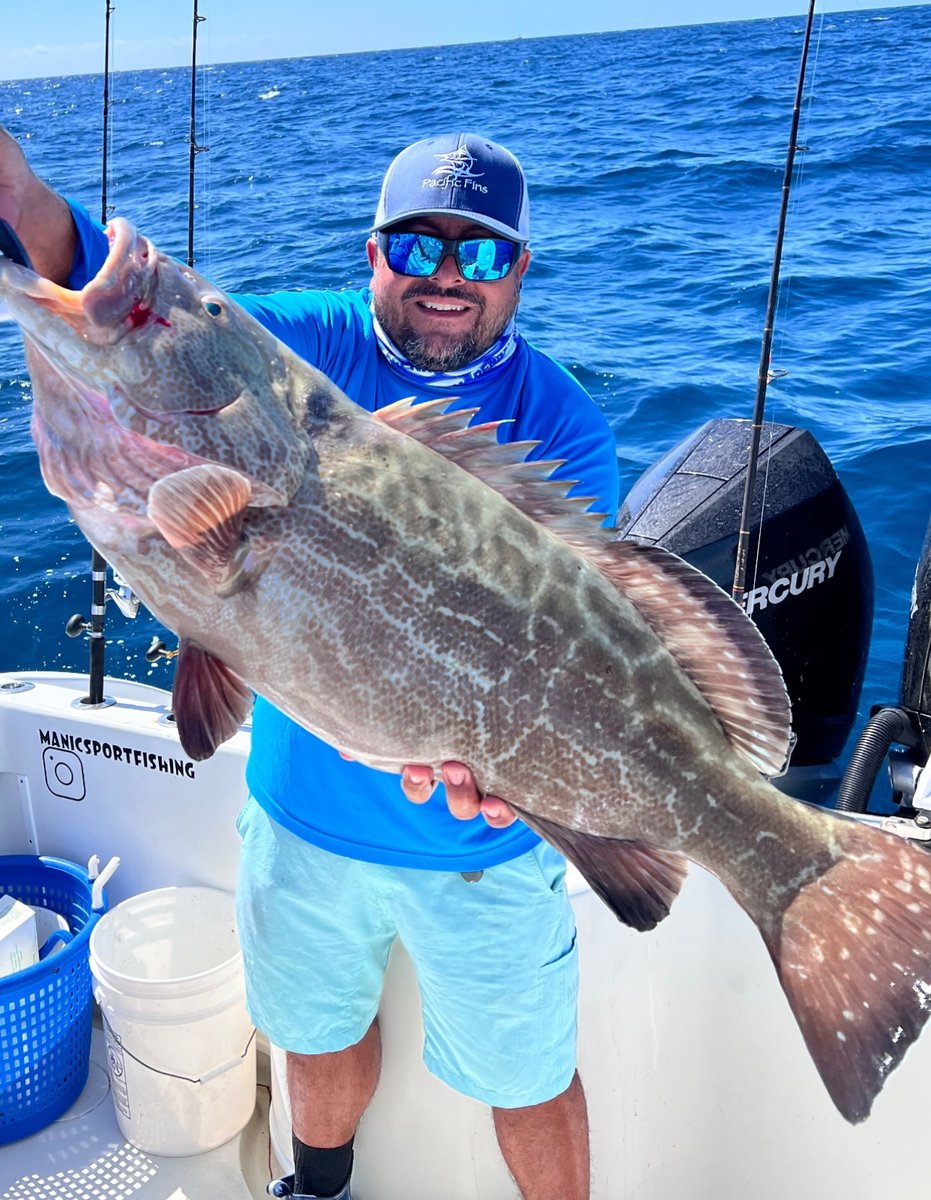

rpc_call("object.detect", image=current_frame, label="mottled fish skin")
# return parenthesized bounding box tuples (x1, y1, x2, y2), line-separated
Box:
(3, 217, 931, 1126)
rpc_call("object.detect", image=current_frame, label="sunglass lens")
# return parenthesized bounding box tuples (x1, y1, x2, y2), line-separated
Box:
(459, 238, 516, 281)
(386, 233, 443, 277)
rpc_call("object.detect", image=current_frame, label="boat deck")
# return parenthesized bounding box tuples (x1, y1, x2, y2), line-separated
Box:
(0, 1025, 275, 1200)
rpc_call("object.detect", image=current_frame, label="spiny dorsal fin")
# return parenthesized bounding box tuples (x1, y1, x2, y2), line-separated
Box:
(374, 397, 611, 536)
(374, 398, 791, 776)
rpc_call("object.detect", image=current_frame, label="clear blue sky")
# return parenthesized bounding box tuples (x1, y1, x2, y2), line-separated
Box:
(0, 1, 925, 81)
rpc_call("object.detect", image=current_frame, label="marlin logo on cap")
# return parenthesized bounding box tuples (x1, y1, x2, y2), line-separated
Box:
(423, 146, 489, 195)
(432, 147, 485, 181)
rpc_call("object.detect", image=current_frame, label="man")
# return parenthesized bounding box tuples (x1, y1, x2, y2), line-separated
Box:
(0, 129, 619, 1200)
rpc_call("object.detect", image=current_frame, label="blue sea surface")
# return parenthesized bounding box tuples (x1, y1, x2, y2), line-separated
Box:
(0, 7, 929, 779)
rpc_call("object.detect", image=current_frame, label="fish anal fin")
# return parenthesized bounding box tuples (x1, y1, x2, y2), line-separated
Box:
(512, 804, 688, 931)
(764, 823, 931, 1122)
(148, 464, 253, 590)
(579, 539, 793, 778)
(172, 639, 253, 761)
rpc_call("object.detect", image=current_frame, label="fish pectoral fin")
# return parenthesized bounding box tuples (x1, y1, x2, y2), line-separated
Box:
(761, 820, 931, 1124)
(148, 464, 254, 591)
(511, 805, 687, 931)
(172, 639, 253, 760)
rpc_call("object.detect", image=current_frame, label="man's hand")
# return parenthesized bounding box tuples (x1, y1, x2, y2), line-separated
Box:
(0, 125, 77, 284)
(401, 761, 517, 828)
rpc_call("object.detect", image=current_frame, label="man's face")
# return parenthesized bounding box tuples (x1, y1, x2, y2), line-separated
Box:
(367, 214, 531, 373)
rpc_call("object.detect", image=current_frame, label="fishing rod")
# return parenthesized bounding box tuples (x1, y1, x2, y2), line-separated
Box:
(67, 1, 118, 708)
(100, 1, 115, 225)
(145, 0, 208, 670)
(187, 0, 208, 267)
(731, 0, 818, 603)
(67, 0, 143, 705)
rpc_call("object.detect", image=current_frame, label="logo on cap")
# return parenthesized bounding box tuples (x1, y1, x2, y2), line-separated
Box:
(423, 147, 489, 195)
(433, 148, 485, 181)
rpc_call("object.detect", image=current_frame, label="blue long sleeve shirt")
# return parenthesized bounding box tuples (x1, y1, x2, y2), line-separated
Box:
(67, 200, 620, 871)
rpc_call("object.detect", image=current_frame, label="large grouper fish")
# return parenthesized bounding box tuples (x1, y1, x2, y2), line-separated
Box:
(2, 217, 931, 1123)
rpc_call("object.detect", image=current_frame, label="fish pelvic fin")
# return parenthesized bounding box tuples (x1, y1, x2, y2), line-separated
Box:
(512, 805, 688, 931)
(172, 639, 253, 760)
(764, 820, 931, 1123)
(148, 464, 257, 593)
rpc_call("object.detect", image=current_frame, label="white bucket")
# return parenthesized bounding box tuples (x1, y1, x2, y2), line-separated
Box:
(89, 885, 256, 1157)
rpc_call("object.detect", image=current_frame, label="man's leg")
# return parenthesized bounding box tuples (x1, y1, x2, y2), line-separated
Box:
(274, 1022, 381, 1197)
(288, 1019, 382, 1145)
(492, 1071, 590, 1200)
(235, 801, 395, 1198)
(395, 842, 584, 1197)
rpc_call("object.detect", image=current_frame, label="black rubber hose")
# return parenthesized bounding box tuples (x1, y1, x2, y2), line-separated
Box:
(835, 707, 911, 813)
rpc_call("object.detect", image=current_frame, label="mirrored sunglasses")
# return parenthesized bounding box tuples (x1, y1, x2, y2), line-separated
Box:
(377, 230, 521, 282)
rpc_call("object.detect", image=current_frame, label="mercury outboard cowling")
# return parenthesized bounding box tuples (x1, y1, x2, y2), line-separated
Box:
(617, 418, 873, 803)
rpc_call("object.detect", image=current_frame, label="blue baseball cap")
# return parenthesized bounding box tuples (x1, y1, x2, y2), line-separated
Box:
(373, 133, 530, 243)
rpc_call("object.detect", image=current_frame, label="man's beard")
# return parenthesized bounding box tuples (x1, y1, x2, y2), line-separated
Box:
(373, 284, 516, 373)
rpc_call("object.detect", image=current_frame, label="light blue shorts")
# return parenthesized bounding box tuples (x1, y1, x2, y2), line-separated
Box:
(235, 797, 579, 1108)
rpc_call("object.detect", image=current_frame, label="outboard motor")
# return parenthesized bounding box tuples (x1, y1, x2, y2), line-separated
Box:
(617, 418, 873, 804)
(835, 515, 931, 829)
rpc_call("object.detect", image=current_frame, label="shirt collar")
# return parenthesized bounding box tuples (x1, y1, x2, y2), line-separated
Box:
(371, 308, 520, 389)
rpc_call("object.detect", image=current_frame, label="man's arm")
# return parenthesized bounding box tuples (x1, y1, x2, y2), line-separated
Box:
(0, 126, 76, 284)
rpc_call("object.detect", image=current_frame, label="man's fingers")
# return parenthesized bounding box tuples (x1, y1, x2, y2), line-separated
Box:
(400, 760, 518, 827)
(479, 795, 518, 828)
(442, 761, 483, 821)
(401, 763, 437, 805)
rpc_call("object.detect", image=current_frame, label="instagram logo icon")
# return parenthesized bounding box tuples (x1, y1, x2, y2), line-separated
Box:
(42, 747, 86, 801)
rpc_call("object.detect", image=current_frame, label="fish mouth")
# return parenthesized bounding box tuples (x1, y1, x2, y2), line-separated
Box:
(114, 384, 228, 422)
(81, 218, 163, 336)
(0, 218, 163, 348)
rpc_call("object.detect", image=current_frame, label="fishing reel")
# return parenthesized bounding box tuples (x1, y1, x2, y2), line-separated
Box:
(65, 570, 141, 641)
(146, 637, 179, 665)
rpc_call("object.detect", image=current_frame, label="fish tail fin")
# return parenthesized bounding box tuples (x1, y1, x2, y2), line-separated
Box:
(762, 820, 931, 1122)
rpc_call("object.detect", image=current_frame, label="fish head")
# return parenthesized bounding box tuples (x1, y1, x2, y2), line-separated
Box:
(0, 216, 313, 521)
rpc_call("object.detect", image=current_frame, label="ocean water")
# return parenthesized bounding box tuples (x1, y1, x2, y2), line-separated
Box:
(0, 6, 929, 780)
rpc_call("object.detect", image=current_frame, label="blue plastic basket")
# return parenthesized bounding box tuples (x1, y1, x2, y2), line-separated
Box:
(0, 856, 108, 1144)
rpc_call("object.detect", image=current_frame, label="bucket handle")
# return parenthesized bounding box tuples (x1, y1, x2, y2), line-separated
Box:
(102, 1013, 257, 1084)
(88, 854, 121, 910)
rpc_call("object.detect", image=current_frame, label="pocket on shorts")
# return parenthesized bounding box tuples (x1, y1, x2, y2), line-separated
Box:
(535, 929, 579, 1063)
(526, 840, 568, 897)
(235, 795, 256, 837)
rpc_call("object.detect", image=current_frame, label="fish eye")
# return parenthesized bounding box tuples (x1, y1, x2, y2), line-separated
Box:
(202, 297, 224, 318)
